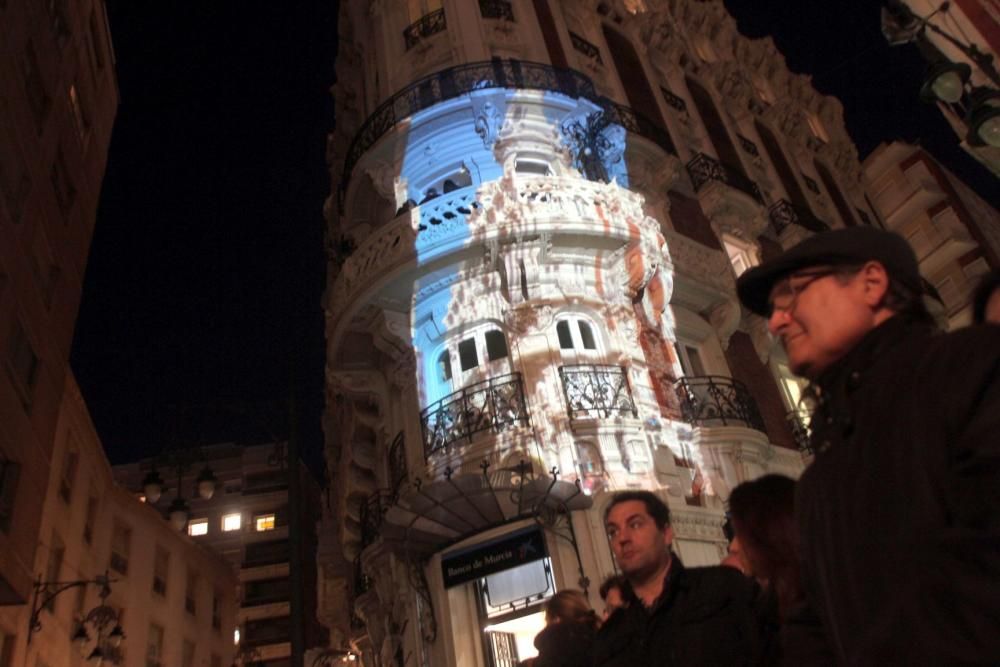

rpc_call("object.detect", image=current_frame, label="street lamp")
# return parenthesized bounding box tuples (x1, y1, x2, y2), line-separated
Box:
(139, 447, 217, 531)
(882, 1, 1000, 149)
(28, 571, 126, 664)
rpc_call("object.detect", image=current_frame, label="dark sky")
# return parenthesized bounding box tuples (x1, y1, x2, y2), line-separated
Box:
(70, 2, 995, 466)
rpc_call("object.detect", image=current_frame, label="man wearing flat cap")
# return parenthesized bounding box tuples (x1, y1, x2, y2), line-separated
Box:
(736, 226, 1000, 665)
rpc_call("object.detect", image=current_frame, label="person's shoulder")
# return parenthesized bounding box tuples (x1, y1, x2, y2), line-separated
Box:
(919, 325, 1000, 374)
(681, 565, 759, 598)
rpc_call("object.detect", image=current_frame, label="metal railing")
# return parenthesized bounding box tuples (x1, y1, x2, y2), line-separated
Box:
(479, 0, 514, 21)
(403, 8, 447, 50)
(686, 152, 763, 204)
(738, 134, 760, 157)
(569, 31, 603, 64)
(420, 372, 529, 458)
(768, 198, 830, 235)
(660, 86, 687, 113)
(786, 409, 813, 455)
(674, 376, 766, 432)
(388, 431, 407, 498)
(559, 365, 637, 420)
(360, 489, 393, 549)
(601, 98, 675, 156)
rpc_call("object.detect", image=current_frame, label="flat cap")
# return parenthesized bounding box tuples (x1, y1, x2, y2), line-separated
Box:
(736, 226, 923, 316)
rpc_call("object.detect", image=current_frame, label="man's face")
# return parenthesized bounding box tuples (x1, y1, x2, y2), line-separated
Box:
(767, 266, 878, 379)
(605, 500, 672, 580)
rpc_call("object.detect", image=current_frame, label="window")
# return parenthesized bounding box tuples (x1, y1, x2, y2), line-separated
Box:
(44, 534, 65, 611)
(188, 519, 208, 536)
(68, 84, 91, 147)
(58, 449, 78, 503)
(458, 338, 478, 371)
(675, 343, 706, 377)
(722, 236, 759, 277)
(50, 147, 77, 215)
(83, 495, 98, 544)
(436, 350, 452, 381)
(110, 521, 131, 574)
(222, 513, 241, 532)
(212, 591, 222, 631)
(8, 320, 40, 406)
(255, 514, 275, 532)
(152, 546, 169, 596)
(556, 319, 599, 352)
(514, 159, 551, 176)
(0, 459, 20, 534)
(484, 330, 508, 361)
(146, 623, 164, 667)
(185, 570, 197, 615)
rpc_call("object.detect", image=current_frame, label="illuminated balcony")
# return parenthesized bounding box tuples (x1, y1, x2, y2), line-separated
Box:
(558, 364, 637, 421)
(674, 375, 765, 433)
(420, 372, 529, 459)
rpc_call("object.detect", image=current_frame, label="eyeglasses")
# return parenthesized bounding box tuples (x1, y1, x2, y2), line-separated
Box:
(768, 270, 836, 316)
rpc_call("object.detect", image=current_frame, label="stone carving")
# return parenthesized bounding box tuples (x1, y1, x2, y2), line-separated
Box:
(472, 96, 506, 150)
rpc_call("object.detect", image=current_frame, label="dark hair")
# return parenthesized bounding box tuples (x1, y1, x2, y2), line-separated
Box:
(603, 490, 670, 529)
(598, 575, 627, 601)
(728, 474, 802, 619)
(972, 270, 1000, 324)
(545, 590, 599, 630)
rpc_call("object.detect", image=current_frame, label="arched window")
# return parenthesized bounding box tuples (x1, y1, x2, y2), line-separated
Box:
(557, 318, 598, 352)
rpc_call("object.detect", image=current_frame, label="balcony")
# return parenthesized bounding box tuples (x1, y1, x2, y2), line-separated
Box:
(479, 0, 514, 21)
(360, 489, 393, 549)
(243, 616, 290, 648)
(403, 8, 447, 51)
(786, 409, 813, 455)
(768, 199, 829, 235)
(674, 376, 766, 432)
(686, 153, 763, 204)
(599, 98, 675, 156)
(243, 539, 290, 568)
(420, 372, 529, 459)
(559, 365, 637, 421)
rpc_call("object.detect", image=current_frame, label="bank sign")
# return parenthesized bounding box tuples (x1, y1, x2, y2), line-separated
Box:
(441, 526, 547, 588)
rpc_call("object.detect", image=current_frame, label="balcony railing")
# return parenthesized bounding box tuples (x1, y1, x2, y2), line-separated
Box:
(559, 365, 637, 420)
(420, 372, 529, 458)
(786, 409, 813, 455)
(403, 8, 447, 51)
(674, 376, 766, 432)
(569, 31, 603, 64)
(479, 0, 514, 21)
(660, 86, 687, 113)
(686, 152, 763, 204)
(388, 431, 407, 497)
(738, 134, 760, 157)
(768, 199, 830, 235)
(600, 98, 675, 156)
(360, 489, 393, 549)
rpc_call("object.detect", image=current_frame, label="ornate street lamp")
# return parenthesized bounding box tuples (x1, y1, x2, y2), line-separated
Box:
(28, 571, 125, 665)
(139, 446, 217, 531)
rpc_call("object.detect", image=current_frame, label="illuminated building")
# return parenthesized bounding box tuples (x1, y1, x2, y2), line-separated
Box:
(864, 140, 1000, 327)
(21, 374, 239, 667)
(320, 1, 881, 664)
(0, 0, 118, 661)
(114, 442, 327, 666)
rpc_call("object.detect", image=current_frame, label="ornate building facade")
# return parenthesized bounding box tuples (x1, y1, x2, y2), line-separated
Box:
(320, 1, 881, 665)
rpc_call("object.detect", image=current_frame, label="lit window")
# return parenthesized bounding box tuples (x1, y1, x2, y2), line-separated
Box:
(188, 520, 208, 536)
(233, 628, 240, 645)
(222, 513, 241, 532)
(255, 514, 275, 532)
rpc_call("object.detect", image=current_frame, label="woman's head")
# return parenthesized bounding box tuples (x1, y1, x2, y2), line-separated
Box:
(544, 590, 597, 628)
(728, 474, 801, 615)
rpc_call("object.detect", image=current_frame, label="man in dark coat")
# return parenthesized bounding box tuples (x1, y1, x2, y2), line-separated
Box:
(592, 491, 775, 666)
(736, 226, 1000, 664)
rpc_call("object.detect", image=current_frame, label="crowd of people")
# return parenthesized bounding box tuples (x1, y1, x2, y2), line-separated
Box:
(520, 228, 1000, 665)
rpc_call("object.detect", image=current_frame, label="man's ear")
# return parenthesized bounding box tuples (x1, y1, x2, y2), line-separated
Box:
(662, 525, 674, 548)
(860, 261, 890, 308)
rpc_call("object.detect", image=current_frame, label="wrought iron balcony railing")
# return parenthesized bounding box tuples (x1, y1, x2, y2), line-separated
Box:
(601, 98, 675, 156)
(674, 375, 766, 432)
(403, 8, 447, 51)
(738, 134, 760, 157)
(420, 372, 529, 458)
(786, 409, 813, 455)
(559, 365, 637, 420)
(686, 152, 763, 204)
(660, 86, 687, 113)
(388, 431, 407, 498)
(360, 489, 393, 549)
(479, 0, 514, 21)
(768, 198, 830, 235)
(569, 31, 603, 64)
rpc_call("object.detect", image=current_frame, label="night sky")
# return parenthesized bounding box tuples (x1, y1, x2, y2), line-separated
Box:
(70, 2, 996, 467)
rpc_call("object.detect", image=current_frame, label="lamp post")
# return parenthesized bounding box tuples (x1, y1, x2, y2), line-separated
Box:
(882, 0, 1000, 148)
(139, 447, 217, 532)
(28, 571, 125, 664)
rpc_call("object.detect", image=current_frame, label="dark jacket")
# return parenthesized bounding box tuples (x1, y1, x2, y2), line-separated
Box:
(784, 316, 1000, 665)
(532, 620, 596, 667)
(592, 555, 776, 666)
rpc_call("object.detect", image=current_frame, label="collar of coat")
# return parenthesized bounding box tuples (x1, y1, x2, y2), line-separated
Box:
(620, 551, 686, 614)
